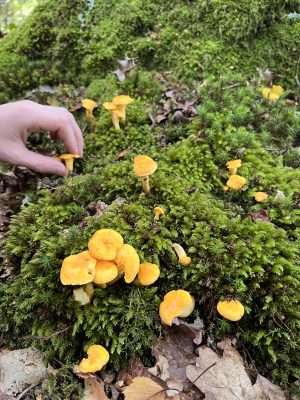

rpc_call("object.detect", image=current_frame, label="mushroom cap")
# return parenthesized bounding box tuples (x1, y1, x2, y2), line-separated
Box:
(134, 155, 158, 177)
(88, 229, 124, 261)
(58, 153, 80, 160)
(137, 262, 160, 286)
(159, 289, 195, 326)
(82, 98, 97, 111)
(226, 159, 242, 170)
(115, 244, 140, 283)
(113, 95, 134, 106)
(254, 192, 268, 202)
(103, 101, 117, 111)
(60, 251, 96, 285)
(262, 85, 284, 102)
(217, 299, 245, 322)
(94, 260, 119, 285)
(79, 344, 109, 373)
(154, 207, 165, 216)
(226, 175, 247, 190)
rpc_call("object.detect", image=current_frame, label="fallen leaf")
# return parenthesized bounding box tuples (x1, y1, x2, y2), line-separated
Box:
(123, 377, 165, 400)
(83, 377, 109, 400)
(173, 317, 204, 345)
(116, 148, 131, 160)
(248, 209, 270, 222)
(113, 58, 136, 81)
(253, 374, 286, 400)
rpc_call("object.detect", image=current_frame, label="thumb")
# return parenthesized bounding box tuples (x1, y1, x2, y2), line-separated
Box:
(18, 149, 67, 176)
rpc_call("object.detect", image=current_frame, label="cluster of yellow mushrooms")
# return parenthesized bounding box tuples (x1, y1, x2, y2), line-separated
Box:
(56, 94, 275, 374)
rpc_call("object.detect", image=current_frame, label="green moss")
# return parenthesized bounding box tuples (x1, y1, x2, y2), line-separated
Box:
(0, 0, 300, 396)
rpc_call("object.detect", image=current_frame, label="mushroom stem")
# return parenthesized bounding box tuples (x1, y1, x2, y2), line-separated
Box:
(142, 176, 150, 194)
(228, 167, 237, 175)
(172, 243, 191, 266)
(65, 159, 75, 175)
(112, 112, 120, 130)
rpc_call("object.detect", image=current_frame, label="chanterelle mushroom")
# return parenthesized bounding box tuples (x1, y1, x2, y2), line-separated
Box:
(88, 229, 124, 261)
(172, 243, 191, 266)
(79, 344, 109, 373)
(225, 175, 247, 191)
(115, 244, 140, 283)
(261, 85, 284, 102)
(154, 207, 165, 221)
(135, 262, 160, 286)
(57, 153, 80, 175)
(254, 192, 268, 202)
(159, 289, 195, 326)
(103, 95, 133, 130)
(217, 299, 245, 321)
(81, 98, 97, 119)
(134, 155, 158, 194)
(60, 251, 96, 285)
(93, 260, 119, 286)
(226, 159, 242, 175)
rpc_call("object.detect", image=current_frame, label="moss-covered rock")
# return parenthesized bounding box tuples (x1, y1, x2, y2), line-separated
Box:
(0, 0, 300, 396)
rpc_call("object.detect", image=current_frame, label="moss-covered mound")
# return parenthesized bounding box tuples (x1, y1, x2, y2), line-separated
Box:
(0, 0, 300, 396)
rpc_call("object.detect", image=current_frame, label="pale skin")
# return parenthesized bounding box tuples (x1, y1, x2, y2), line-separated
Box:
(0, 100, 84, 176)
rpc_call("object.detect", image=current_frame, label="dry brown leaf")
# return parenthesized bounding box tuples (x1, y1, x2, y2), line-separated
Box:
(123, 377, 166, 400)
(83, 377, 109, 400)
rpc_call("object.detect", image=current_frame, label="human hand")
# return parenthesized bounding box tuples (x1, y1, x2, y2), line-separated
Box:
(0, 100, 83, 176)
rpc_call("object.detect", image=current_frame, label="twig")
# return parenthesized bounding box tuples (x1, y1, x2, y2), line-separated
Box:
(16, 383, 39, 400)
(21, 326, 70, 341)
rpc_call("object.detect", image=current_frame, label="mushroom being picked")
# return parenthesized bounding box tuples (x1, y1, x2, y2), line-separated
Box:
(88, 229, 124, 261)
(225, 175, 247, 191)
(226, 159, 242, 175)
(115, 244, 140, 283)
(57, 153, 80, 175)
(60, 251, 96, 285)
(159, 289, 195, 326)
(254, 192, 268, 203)
(103, 95, 134, 130)
(134, 155, 158, 194)
(154, 207, 165, 221)
(135, 262, 160, 286)
(93, 260, 119, 287)
(172, 243, 191, 266)
(81, 98, 97, 119)
(79, 345, 109, 373)
(217, 299, 245, 322)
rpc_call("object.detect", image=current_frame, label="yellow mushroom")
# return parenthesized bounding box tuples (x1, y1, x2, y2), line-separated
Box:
(88, 229, 124, 261)
(261, 85, 284, 102)
(134, 155, 158, 194)
(172, 243, 191, 266)
(93, 260, 119, 287)
(79, 344, 109, 373)
(225, 175, 247, 191)
(135, 262, 160, 286)
(217, 299, 245, 321)
(60, 251, 96, 285)
(103, 95, 133, 130)
(81, 98, 97, 119)
(254, 192, 268, 202)
(73, 283, 94, 305)
(57, 153, 80, 175)
(226, 159, 242, 175)
(159, 289, 195, 326)
(115, 244, 140, 283)
(154, 207, 165, 221)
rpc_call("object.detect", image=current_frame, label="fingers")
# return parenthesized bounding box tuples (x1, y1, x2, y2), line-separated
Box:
(17, 149, 67, 176)
(25, 102, 84, 156)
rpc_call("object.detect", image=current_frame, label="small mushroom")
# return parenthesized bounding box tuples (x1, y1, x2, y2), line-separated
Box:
(79, 344, 109, 373)
(226, 159, 242, 175)
(115, 244, 140, 283)
(254, 192, 268, 202)
(103, 95, 133, 130)
(261, 85, 284, 102)
(93, 260, 119, 287)
(73, 283, 94, 306)
(159, 289, 195, 326)
(82, 98, 97, 119)
(172, 243, 191, 266)
(225, 175, 247, 191)
(135, 262, 160, 286)
(217, 299, 245, 321)
(88, 229, 124, 261)
(60, 251, 96, 285)
(154, 207, 165, 221)
(57, 153, 80, 175)
(134, 155, 158, 194)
